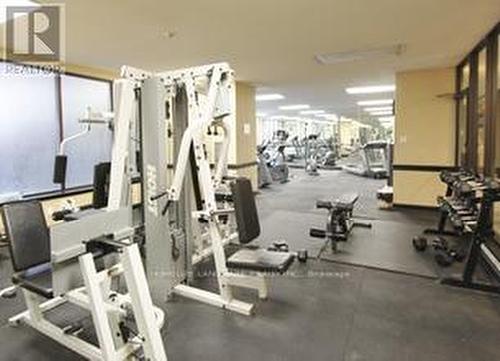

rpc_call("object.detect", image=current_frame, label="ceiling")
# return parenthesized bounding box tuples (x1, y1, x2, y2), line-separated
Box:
(4, 0, 500, 118)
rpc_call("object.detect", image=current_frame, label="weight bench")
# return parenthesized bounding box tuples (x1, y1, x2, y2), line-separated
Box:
(310, 193, 371, 255)
(227, 177, 295, 274)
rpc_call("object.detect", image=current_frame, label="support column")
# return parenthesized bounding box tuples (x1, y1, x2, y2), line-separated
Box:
(229, 82, 257, 188)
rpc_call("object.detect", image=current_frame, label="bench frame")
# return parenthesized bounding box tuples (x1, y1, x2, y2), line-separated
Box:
(311, 195, 372, 256)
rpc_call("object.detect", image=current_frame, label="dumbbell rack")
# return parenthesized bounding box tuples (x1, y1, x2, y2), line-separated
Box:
(441, 180, 500, 294)
(424, 170, 478, 236)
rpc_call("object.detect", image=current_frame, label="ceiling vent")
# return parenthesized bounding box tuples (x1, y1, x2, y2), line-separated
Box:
(315, 44, 406, 65)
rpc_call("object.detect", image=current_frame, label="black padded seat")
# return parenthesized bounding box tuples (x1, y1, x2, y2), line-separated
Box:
(228, 177, 295, 274)
(227, 248, 295, 274)
(1, 201, 54, 298)
(12, 263, 53, 299)
(334, 193, 359, 211)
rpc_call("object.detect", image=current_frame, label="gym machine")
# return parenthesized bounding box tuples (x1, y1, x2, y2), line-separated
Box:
(1, 79, 168, 360)
(310, 193, 372, 256)
(261, 130, 290, 183)
(257, 144, 273, 188)
(124, 63, 295, 316)
(342, 141, 389, 179)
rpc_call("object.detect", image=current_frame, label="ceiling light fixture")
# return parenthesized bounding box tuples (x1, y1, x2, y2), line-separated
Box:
(378, 116, 395, 122)
(256, 112, 267, 117)
(255, 93, 285, 101)
(346, 85, 395, 94)
(300, 110, 324, 115)
(363, 106, 393, 112)
(279, 104, 310, 111)
(370, 111, 393, 116)
(357, 99, 394, 106)
(315, 44, 406, 65)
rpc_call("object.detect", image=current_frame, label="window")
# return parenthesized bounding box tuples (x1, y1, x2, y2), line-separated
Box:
(0, 63, 60, 197)
(457, 63, 469, 167)
(60, 75, 113, 188)
(461, 63, 470, 90)
(476, 48, 487, 174)
(496, 34, 500, 178)
(0, 61, 114, 199)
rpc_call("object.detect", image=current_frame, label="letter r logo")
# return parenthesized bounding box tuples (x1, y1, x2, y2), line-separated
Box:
(5, 5, 64, 63)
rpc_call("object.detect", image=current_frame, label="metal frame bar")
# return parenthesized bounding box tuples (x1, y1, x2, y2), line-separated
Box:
(10, 244, 167, 360)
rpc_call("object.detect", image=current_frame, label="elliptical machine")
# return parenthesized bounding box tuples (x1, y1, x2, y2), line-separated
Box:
(265, 144, 289, 183)
(257, 144, 273, 188)
(304, 134, 320, 176)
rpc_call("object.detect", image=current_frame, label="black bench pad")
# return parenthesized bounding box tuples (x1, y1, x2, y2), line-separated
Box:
(334, 193, 359, 211)
(227, 249, 295, 274)
(12, 263, 53, 299)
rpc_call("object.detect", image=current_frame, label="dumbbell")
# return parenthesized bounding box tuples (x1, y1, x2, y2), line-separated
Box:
(412, 236, 428, 252)
(316, 200, 333, 210)
(310, 228, 327, 239)
(267, 240, 290, 252)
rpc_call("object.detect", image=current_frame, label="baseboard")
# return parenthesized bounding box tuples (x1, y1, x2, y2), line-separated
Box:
(393, 203, 437, 210)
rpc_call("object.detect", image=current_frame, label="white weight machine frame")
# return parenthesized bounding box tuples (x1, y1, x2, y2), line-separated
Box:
(123, 63, 268, 316)
(7, 79, 168, 361)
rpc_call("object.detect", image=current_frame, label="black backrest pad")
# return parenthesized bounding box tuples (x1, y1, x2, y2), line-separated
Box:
(1, 201, 50, 272)
(93, 162, 111, 209)
(230, 177, 261, 244)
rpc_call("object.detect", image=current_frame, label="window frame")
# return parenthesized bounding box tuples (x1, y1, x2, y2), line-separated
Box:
(0, 59, 114, 202)
(455, 23, 499, 177)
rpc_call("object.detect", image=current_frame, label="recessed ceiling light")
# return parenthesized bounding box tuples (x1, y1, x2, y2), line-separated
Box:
(255, 93, 285, 101)
(300, 110, 324, 115)
(318, 113, 338, 119)
(357, 99, 394, 106)
(363, 106, 393, 112)
(378, 116, 395, 122)
(0, 1, 40, 23)
(346, 85, 395, 94)
(370, 111, 393, 116)
(279, 104, 310, 111)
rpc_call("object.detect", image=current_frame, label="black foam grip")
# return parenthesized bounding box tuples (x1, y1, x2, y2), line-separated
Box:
(53, 155, 67, 185)
(310, 228, 326, 238)
(316, 200, 332, 210)
(150, 191, 168, 202)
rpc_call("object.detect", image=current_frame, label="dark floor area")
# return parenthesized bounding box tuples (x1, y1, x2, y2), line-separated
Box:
(0, 169, 500, 361)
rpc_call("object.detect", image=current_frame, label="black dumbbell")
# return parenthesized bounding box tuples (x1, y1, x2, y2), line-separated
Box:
(297, 249, 308, 263)
(412, 236, 428, 252)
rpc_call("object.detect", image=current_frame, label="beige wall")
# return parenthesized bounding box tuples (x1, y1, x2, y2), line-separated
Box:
(394, 67, 456, 207)
(63, 63, 117, 80)
(231, 82, 257, 188)
(394, 68, 456, 166)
